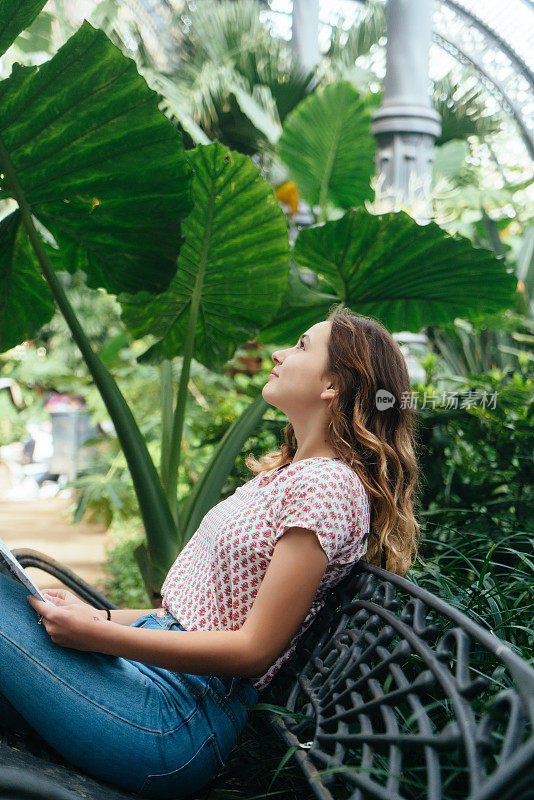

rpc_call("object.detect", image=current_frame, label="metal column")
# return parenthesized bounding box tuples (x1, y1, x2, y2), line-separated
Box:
(371, 0, 441, 219)
(290, 0, 321, 74)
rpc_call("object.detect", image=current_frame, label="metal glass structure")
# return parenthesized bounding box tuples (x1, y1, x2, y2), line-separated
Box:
(283, 0, 534, 159)
(432, 0, 534, 158)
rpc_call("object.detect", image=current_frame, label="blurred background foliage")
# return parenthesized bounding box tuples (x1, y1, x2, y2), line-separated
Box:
(0, 0, 532, 660)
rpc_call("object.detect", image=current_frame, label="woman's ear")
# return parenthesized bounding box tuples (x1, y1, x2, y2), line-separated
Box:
(320, 384, 338, 401)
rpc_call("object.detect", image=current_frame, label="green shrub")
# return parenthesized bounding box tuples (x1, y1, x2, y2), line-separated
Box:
(411, 364, 533, 662)
(102, 521, 149, 608)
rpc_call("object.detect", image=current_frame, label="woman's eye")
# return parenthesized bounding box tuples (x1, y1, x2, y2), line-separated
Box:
(297, 338, 305, 349)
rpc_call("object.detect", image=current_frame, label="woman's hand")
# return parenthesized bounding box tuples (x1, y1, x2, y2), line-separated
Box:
(27, 595, 109, 651)
(41, 588, 93, 608)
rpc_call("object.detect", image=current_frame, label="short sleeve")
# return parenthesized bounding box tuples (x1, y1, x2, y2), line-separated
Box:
(272, 465, 363, 563)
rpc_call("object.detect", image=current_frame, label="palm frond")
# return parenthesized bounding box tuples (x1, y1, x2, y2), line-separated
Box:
(433, 73, 502, 146)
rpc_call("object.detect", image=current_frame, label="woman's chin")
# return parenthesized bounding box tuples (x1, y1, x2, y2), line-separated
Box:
(261, 384, 278, 406)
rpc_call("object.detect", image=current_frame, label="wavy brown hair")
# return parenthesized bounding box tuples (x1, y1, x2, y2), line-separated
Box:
(246, 306, 422, 577)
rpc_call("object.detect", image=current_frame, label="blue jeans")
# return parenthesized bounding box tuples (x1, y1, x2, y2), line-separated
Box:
(0, 573, 259, 798)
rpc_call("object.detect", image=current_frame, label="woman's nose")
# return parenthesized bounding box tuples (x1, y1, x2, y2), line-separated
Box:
(272, 350, 283, 366)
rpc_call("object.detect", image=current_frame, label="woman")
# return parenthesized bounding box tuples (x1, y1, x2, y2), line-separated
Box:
(0, 306, 421, 799)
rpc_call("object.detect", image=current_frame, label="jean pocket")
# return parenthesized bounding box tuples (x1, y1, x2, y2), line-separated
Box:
(137, 732, 224, 799)
(130, 613, 157, 629)
(212, 675, 238, 700)
(210, 676, 258, 707)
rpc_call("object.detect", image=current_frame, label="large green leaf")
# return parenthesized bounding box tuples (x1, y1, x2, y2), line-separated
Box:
(0, 20, 193, 302)
(257, 208, 518, 345)
(278, 81, 375, 212)
(119, 142, 290, 370)
(0, 210, 55, 351)
(0, 0, 47, 58)
(256, 262, 339, 347)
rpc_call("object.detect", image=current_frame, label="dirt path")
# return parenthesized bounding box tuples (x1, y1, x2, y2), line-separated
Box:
(0, 492, 108, 591)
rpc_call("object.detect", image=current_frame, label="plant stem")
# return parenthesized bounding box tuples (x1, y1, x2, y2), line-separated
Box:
(165, 285, 200, 524)
(0, 134, 179, 576)
(165, 163, 215, 525)
(160, 359, 174, 488)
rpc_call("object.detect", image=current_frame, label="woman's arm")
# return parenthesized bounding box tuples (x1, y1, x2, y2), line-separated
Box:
(28, 526, 329, 679)
(95, 626, 258, 677)
(28, 596, 259, 677)
(42, 589, 158, 627)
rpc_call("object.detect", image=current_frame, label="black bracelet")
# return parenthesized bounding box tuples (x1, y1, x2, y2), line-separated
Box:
(106, 608, 111, 621)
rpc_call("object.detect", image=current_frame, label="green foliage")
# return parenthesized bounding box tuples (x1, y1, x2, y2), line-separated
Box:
(67, 447, 140, 528)
(257, 209, 518, 347)
(0, 20, 193, 351)
(431, 129, 533, 244)
(415, 367, 533, 528)
(2, 270, 127, 383)
(102, 522, 149, 608)
(161, 0, 314, 154)
(433, 74, 502, 146)
(278, 81, 375, 214)
(321, 1, 386, 85)
(427, 313, 534, 376)
(119, 142, 290, 370)
(408, 356, 534, 661)
(0, 267, 129, 447)
(432, 139, 471, 185)
(0, 0, 47, 57)
(0, 210, 56, 352)
(0, 390, 29, 445)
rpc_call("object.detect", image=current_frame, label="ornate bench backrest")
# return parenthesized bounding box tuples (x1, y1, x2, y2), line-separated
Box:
(266, 560, 534, 800)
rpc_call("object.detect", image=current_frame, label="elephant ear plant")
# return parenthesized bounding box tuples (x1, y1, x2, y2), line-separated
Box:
(0, 0, 290, 600)
(258, 77, 518, 350)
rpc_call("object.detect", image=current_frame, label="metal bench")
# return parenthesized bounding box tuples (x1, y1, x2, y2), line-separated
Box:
(1, 549, 533, 800)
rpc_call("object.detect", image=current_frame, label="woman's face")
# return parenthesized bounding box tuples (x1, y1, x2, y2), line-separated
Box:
(262, 320, 336, 415)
